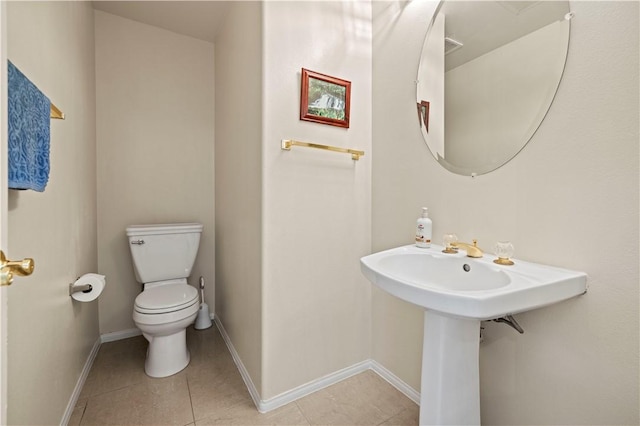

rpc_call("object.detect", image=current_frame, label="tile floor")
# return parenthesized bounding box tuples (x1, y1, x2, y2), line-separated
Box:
(71, 325, 418, 425)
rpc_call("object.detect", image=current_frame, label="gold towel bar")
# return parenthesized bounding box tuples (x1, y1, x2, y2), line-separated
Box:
(281, 139, 364, 161)
(50, 103, 64, 120)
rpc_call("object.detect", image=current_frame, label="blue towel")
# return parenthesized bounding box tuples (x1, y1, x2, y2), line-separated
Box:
(7, 61, 50, 192)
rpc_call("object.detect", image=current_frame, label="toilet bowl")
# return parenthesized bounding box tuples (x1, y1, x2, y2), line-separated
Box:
(127, 223, 203, 378)
(133, 280, 199, 377)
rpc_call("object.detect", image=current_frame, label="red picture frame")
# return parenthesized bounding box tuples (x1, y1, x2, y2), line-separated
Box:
(300, 68, 351, 129)
(417, 100, 430, 133)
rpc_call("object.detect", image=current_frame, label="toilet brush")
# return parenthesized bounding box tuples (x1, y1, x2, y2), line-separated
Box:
(195, 276, 212, 330)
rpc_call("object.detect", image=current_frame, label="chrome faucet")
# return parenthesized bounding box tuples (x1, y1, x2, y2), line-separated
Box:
(450, 239, 483, 258)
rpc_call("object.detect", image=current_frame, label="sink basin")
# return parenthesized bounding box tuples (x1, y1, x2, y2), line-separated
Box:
(361, 244, 587, 320)
(361, 244, 588, 425)
(373, 252, 510, 291)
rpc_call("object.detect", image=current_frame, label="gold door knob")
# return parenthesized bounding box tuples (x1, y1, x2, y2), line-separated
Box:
(1, 250, 35, 286)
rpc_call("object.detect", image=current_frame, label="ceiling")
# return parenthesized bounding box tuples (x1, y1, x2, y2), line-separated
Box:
(442, 1, 569, 70)
(94, 1, 569, 64)
(92, 1, 231, 42)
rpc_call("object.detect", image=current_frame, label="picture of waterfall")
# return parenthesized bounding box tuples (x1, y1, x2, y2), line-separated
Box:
(300, 68, 351, 128)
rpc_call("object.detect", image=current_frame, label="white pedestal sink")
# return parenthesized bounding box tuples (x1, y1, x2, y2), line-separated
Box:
(361, 245, 587, 425)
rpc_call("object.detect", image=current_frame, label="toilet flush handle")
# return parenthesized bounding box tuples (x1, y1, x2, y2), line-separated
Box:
(130, 239, 145, 245)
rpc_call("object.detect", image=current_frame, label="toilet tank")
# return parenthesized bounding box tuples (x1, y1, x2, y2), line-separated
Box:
(126, 223, 203, 284)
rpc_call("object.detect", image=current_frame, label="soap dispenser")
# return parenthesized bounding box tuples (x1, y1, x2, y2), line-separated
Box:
(415, 207, 432, 248)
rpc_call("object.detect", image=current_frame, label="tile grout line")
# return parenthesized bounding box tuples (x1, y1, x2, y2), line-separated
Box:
(374, 406, 405, 426)
(86, 381, 146, 400)
(293, 400, 313, 426)
(82, 337, 149, 401)
(77, 403, 87, 426)
(185, 373, 197, 425)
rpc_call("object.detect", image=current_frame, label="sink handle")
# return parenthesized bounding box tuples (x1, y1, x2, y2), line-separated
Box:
(492, 315, 524, 334)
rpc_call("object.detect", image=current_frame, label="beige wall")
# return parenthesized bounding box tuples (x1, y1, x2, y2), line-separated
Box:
(214, 1, 263, 394)
(95, 11, 215, 334)
(6, 1, 98, 423)
(261, 1, 372, 399)
(215, 1, 372, 400)
(373, 1, 639, 424)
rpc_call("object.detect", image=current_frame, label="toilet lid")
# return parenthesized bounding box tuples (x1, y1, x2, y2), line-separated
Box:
(135, 284, 198, 314)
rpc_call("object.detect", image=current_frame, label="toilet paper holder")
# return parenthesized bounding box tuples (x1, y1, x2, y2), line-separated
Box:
(69, 273, 106, 302)
(69, 280, 93, 296)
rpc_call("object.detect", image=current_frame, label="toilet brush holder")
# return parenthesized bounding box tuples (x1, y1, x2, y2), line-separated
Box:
(195, 276, 212, 330)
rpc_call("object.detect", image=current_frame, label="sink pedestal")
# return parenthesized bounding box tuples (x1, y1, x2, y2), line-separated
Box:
(420, 310, 480, 425)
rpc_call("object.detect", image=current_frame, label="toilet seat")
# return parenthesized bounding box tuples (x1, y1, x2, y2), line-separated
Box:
(134, 283, 198, 314)
(133, 298, 199, 326)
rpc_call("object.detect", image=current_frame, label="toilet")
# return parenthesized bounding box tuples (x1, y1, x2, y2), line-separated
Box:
(126, 222, 203, 378)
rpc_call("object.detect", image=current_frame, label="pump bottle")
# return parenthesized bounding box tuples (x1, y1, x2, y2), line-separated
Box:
(415, 207, 432, 248)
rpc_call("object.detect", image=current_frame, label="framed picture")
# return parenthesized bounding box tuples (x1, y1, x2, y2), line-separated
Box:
(300, 68, 351, 128)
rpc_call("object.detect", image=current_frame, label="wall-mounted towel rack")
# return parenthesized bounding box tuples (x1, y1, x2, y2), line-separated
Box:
(50, 103, 64, 120)
(281, 139, 364, 161)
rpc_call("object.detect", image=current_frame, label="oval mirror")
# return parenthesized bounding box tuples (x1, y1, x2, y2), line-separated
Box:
(416, 1, 572, 176)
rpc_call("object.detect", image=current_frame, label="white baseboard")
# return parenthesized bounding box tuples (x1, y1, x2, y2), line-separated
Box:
(100, 327, 142, 343)
(214, 315, 420, 413)
(213, 316, 264, 411)
(60, 337, 101, 426)
(61, 328, 143, 424)
(370, 360, 420, 405)
(261, 360, 371, 413)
